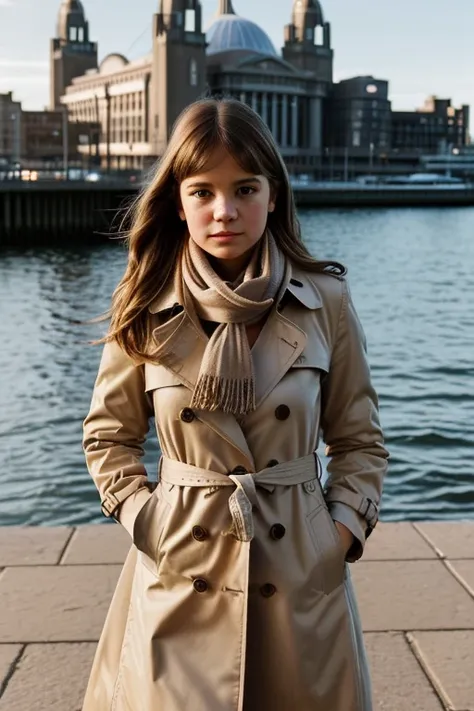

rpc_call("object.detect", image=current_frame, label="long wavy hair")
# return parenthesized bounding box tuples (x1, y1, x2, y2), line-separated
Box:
(106, 97, 341, 362)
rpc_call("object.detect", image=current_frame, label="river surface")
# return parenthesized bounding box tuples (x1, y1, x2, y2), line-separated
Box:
(1, 207, 473, 526)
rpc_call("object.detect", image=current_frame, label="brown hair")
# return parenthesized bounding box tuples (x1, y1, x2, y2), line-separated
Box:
(106, 97, 341, 362)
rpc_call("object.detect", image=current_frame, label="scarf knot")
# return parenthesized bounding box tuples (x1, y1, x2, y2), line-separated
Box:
(180, 231, 286, 415)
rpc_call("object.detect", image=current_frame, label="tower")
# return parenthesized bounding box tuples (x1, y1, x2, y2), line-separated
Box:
(150, 0, 207, 156)
(282, 0, 333, 154)
(216, 0, 236, 14)
(282, 0, 333, 81)
(50, 0, 98, 110)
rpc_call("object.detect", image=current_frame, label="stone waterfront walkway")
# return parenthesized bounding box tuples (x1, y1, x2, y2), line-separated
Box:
(0, 521, 473, 711)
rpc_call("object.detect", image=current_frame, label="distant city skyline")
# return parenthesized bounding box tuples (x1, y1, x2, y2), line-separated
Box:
(0, 0, 472, 113)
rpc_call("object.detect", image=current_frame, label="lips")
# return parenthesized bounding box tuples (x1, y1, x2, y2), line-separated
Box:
(211, 232, 242, 237)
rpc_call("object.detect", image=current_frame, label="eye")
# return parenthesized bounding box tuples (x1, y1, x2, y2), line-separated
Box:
(238, 186, 256, 196)
(192, 189, 211, 199)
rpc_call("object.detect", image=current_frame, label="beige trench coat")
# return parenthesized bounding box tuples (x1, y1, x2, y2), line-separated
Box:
(82, 263, 389, 711)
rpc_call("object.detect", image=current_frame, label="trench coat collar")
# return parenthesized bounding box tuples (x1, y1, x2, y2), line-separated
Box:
(147, 262, 322, 468)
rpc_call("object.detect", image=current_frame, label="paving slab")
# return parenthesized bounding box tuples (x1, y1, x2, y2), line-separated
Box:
(352, 561, 474, 631)
(412, 631, 474, 711)
(416, 522, 474, 560)
(0, 643, 96, 711)
(364, 633, 443, 711)
(0, 527, 72, 566)
(0, 565, 121, 643)
(448, 560, 474, 596)
(364, 523, 437, 560)
(61, 523, 131, 565)
(0, 645, 22, 689)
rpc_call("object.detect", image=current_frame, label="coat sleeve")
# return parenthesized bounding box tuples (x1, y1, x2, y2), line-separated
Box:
(83, 339, 155, 538)
(320, 279, 389, 563)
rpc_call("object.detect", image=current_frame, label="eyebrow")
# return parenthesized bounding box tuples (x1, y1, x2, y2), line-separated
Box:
(185, 177, 262, 189)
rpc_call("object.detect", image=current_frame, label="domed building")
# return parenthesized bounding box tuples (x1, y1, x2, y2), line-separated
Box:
(206, 11, 278, 58)
(52, 0, 333, 172)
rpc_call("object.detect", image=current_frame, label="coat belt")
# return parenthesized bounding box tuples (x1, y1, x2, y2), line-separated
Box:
(160, 454, 319, 542)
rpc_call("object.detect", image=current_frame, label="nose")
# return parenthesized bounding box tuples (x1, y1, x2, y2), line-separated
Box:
(213, 195, 238, 222)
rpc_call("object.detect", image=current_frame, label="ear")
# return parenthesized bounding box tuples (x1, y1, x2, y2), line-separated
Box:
(177, 196, 186, 221)
(268, 183, 277, 213)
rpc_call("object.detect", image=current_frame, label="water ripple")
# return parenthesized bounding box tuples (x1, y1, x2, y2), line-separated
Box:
(1, 208, 474, 524)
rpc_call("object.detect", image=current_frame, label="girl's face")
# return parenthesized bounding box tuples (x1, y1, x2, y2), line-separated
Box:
(178, 148, 275, 279)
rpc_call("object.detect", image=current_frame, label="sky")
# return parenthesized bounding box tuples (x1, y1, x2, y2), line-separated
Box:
(0, 0, 472, 113)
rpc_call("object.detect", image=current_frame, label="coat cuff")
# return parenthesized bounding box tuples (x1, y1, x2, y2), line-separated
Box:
(329, 502, 368, 563)
(116, 487, 154, 539)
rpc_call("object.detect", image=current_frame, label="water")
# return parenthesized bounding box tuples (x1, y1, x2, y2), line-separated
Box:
(1, 207, 473, 526)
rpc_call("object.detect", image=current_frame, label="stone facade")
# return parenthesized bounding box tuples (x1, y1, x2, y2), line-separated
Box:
(51, 0, 334, 172)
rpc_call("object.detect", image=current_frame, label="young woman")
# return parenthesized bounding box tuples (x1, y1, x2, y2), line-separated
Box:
(82, 97, 388, 711)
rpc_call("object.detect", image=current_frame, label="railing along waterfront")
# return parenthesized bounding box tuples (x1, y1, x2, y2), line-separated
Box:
(2, 179, 474, 245)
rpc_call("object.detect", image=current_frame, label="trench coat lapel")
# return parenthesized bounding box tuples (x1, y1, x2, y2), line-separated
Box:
(150, 304, 255, 467)
(252, 310, 307, 408)
(147, 265, 323, 468)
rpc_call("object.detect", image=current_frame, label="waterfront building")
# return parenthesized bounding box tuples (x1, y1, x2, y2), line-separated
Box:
(0, 92, 22, 167)
(324, 76, 391, 162)
(0, 91, 99, 172)
(52, 0, 334, 172)
(392, 96, 470, 156)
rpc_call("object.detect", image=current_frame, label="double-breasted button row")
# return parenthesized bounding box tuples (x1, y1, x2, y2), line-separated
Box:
(193, 579, 277, 597)
(180, 408, 195, 423)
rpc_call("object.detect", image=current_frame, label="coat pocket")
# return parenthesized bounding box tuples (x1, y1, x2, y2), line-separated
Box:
(305, 483, 346, 595)
(133, 482, 171, 577)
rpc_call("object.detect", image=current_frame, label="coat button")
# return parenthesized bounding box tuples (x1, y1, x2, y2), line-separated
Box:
(180, 408, 195, 423)
(260, 583, 277, 598)
(270, 524, 286, 540)
(304, 480, 316, 493)
(193, 578, 208, 593)
(267, 459, 279, 468)
(275, 405, 290, 421)
(230, 465, 248, 475)
(192, 526, 208, 542)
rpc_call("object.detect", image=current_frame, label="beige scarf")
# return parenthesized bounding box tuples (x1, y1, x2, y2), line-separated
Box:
(178, 231, 286, 415)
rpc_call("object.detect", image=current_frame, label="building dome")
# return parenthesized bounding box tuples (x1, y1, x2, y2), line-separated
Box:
(206, 14, 278, 57)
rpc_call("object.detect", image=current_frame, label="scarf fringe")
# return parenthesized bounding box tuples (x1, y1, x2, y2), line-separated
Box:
(190, 374, 256, 415)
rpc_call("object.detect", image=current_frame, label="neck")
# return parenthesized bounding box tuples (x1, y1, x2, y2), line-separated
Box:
(209, 245, 257, 282)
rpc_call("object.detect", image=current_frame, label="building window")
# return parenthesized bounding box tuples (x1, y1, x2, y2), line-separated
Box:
(352, 130, 361, 147)
(78, 27, 84, 42)
(185, 9, 196, 32)
(314, 25, 324, 45)
(190, 59, 198, 87)
(69, 26, 77, 41)
(306, 28, 313, 41)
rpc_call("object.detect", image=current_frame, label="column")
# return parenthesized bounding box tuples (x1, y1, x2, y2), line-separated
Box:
(251, 92, 257, 112)
(291, 96, 298, 148)
(309, 96, 322, 153)
(281, 94, 288, 148)
(262, 92, 268, 126)
(272, 94, 278, 141)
